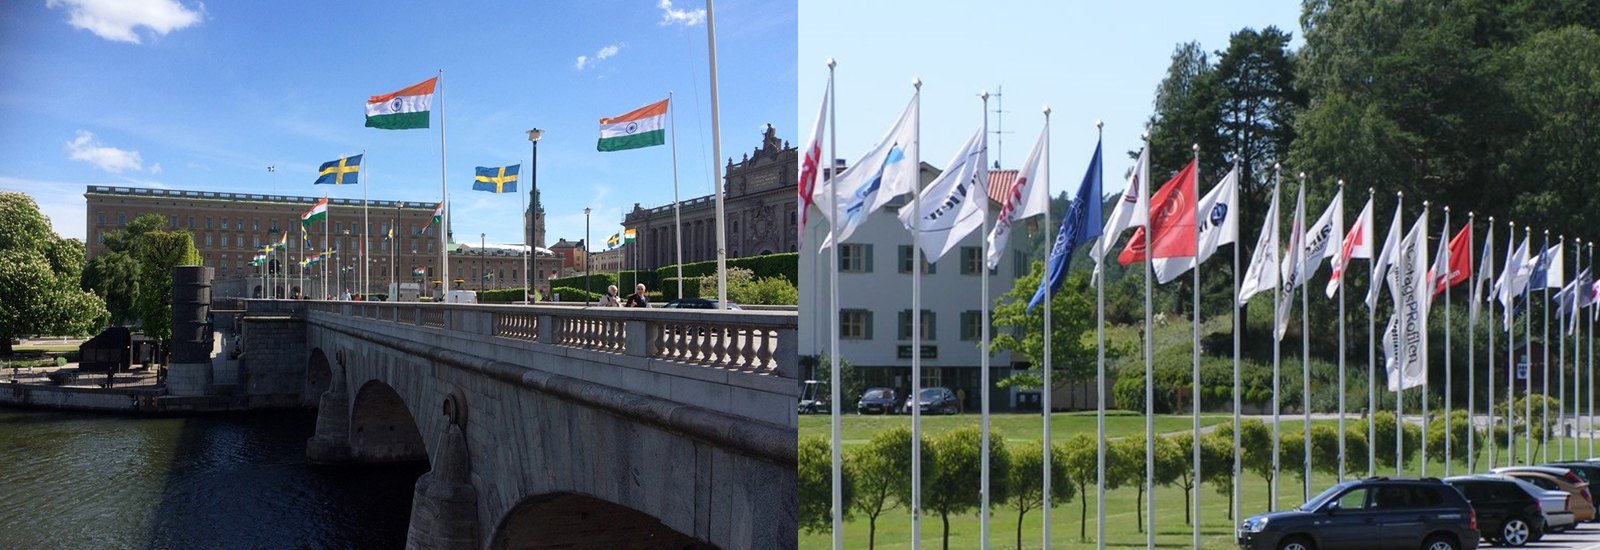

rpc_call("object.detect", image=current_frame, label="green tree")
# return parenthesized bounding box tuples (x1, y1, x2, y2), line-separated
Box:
(1426, 410, 1477, 466)
(1110, 434, 1152, 533)
(80, 213, 165, 324)
(133, 230, 202, 351)
(922, 425, 1010, 550)
(1371, 411, 1423, 471)
(1200, 430, 1238, 520)
(1160, 432, 1202, 525)
(697, 267, 798, 305)
(798, 435, 852, 534)
(1003, 441, 1073, 550)
(1059, 433, 1100, 541)
(0, 193, 107, 354)
(847, 426, 914, 550)
(990, 264, 1101, 388)
(1236, 418, 1278, 512)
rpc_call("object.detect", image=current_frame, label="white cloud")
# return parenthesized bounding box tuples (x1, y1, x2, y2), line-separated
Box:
(149, 162, 162, 174)
(597, 44, 620, 59)
(65, 130, 144, 174)
(46, 0, 205, 44)
(185, 162, 209, 170)
(576, 44, 624, 71)
(657, 0, 705, 26)
(575, 55, 590, 70)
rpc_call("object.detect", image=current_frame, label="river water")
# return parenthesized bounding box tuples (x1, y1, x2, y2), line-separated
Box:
(0, 408, 427, 550)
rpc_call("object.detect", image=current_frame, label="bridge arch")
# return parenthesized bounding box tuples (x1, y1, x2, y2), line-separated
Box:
(305, 347, 332, 407)
(489, 492, 716, 550)
(349, 379, 427, 463)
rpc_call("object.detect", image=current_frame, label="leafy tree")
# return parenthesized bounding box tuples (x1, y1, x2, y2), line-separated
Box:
(847, 426, 914, 550)
(697, 267, 798, 305)
(1160, 432, 1204, 525)
(1003, 441, 1073, 550)
(1110, 433, 1152, 533)
(1280, 429, 1307, 492)
(990, 263, 1101, 388)
(1059, 433, 1101, 541)
(1426, 410, 1477, 466)
(0, 193, 107, 354)
(804, 354, 866, 411)
(80, 213, 165, 324)
(1200, 430, 1238, 520)
(798, 435, 852, 534)
(133, 230, 202, 351)
(922, 425, 1009, 550)
(1371, 411, 1423, 471)
(1236, 418, 1279, 512)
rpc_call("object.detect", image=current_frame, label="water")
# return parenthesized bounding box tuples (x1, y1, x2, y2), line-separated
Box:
(0, 408, 427, 550)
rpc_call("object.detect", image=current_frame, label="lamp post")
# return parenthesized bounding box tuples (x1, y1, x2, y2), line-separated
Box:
(480, 232, 487, 293)
(526, 128, 542, 304)
(584, 207, 592, 306)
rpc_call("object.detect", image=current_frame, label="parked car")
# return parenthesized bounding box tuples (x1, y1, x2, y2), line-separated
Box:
(900, 387, 959, 415)
(1492, 467, 1596, 522)
(661, 298, 742, 310)
(856, 387, 897, 414)
(1444, 475, 1545, 546)
(1488, 474, 1579, 535)
(1545, 461, 1600, 487)
(1237, 477, 1479, 550)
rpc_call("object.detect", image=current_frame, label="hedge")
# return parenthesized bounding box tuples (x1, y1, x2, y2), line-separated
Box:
(480, 288, 533, 303)
(659, 277, 702, 301)
(550, 273, 616, 293)
(655, 253, 797, 287)
(618, 270, 659, 291)
(549, 286, 601, 303)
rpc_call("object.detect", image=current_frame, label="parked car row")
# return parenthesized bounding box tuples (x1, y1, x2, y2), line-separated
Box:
(1239, 460, 1600, 550)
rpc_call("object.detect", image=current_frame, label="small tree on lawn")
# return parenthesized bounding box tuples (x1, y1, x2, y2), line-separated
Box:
(848, 425, 915, 550)
(1238, 418, 1276, 512)
(1160, 432, 1199, 525)
(1201, 430, 1237, 520)
(799, 435, 852, 534)
(1004, 440, 1074, 550)
(922, 425, 1010, 550)
(1111, 433, 1152, 533)
(1060, 433, 1101, 541)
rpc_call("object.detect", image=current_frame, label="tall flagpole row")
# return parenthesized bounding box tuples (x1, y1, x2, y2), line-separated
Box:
(1231, 153, 1242, 527)
(1142, 133, 1154, 550)
(978, 90, 991, 550)
(1299, 172, 1311, 500)
(1336, 179, 1346, 481)
(909, 77, 923, 550)
(1444, 205, 1452, 477)
(1042, 107, 1055, 550)
(1189, 143, 1201, 550)
(1368, 187, 1377, 477)
(1468, 212, 1477, 472)
(1271, 164, 1282, 509)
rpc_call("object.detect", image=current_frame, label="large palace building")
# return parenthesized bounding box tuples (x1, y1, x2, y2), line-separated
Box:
(622, 124, 798, 270)
(83, 185, 558, 298)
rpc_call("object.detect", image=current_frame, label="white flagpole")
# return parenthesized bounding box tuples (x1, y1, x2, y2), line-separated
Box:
(1337, 180, 1347, 481)
(704, 0, 729, 310)
(910, 77, 923, 550)
(670, 90, 685, 300)
(1043, 107, 1055, 550)
(1368, 188, 1377, 477)
(1468, 212, 1477, 472)
(1271, 164, 1282, 509)
(1573, 238, 1582, 460)
(979, 90, 991, 550)
(362, 150, 370, 298)
(1543, 230, 1551, 463)
(825, 59, 842, 550)
(1444, 205, 1453, 476)
(1299, 172, 1310, 500)
(1589, 241, 1595, 459)
(1486, 216, 1496, 470)
(1507, 222, 1516, 467)
(1190, 143, 1201, 550)
(324, 197, 330, 299)
(1527, 226, 1535, 465)
(1422, 201, 1432, 478)
(1143, 135, 1154, 550)
(1561, 238, 1569, 460)
(1231, 154, 1242, 525)
(439, 68, 449, 301)
(1396, 192, 1404, 477)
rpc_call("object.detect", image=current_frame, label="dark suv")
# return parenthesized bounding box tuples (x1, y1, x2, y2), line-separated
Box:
(1444, 476, 1544, 547)
(1238, 478, 1479, 550)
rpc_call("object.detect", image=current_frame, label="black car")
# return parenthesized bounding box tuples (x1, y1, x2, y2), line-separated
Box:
(856, 387, 897, 414)
(1444, 476, 1544, 547)
(901, 387, 959, 415)
(1238, 477, 1479, 550)
(661, 298, 742, 310)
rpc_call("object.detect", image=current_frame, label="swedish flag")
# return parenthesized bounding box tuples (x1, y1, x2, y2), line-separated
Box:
(315, 154, 362, 185)
(606, 233, 621, 248)
(472, 164, 519, 193)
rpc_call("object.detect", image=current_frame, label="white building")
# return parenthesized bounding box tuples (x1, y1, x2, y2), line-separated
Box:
(800, 164, 1047, 412)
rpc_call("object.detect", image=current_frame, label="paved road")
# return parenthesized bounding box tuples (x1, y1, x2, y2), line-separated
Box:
(1539, 523, 1600, 549)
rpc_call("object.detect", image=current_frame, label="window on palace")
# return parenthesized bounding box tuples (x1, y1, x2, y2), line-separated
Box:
(169, 215, 177, 228)
(839, 244, 871, 273)
(206, 217, 212, 229)
(898, 310, 936, 340)
(271, 219, 279, 231)
(188, 216, 195, 228)
(960, 311, 986, 341)
(118, 213, 126, 225)
(898, 245, 935, 274)
(840, 310, 872, 340)
(253, 218, 259, 230)
(205, 234, 212, 246)
(222, 217, 229, 229)
(97, 213, 105, 225)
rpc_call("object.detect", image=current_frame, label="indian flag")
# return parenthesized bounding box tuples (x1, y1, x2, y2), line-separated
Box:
(274, 232, 288, 249)
(302, 197, 328, 226)
(412, 267, 425, 276)
(624, 228, 637, 243)
(418, 200, 444, 234)
(366, 77, 437, 130)
(597, 98, 668, 152)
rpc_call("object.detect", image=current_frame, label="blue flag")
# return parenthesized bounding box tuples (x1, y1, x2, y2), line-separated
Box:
(314, 154, 362, 185)
(1530, 236, 1552, 289)
(472, 164, 520, 194)
(1027, 139, 1102, 312)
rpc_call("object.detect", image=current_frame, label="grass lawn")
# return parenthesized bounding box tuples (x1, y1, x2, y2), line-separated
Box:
(801, 414, 1598, 550)
(7, 345, 77, 353)
(799, 411, 1233, 449)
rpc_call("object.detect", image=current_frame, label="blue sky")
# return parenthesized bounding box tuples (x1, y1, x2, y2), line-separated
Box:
(799, 0, 1301, 191)
(0, 0, 796, 250)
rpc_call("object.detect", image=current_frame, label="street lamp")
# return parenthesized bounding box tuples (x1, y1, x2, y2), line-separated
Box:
(584, 207, 592, 306)
(480, 232, 487, 293)
(526, 128, 542, 304)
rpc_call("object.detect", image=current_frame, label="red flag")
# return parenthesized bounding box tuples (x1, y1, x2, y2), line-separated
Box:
(1119, 159, 1197, 265)
(1431, 223, 1472, 296)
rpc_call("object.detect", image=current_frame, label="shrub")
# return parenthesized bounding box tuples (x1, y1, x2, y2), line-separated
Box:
(549, 273, 617, 293)
(655, 253, 798, 287)
(549, 286, 601, 302)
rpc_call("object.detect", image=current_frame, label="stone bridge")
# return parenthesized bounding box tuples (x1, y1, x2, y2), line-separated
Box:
(237, 300, 798, 550)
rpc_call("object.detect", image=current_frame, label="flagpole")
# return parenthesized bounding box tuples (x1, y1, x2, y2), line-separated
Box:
(1527, 226, 1535, 465)
(324, 197, 330, 299)
(1422, 201, 1433, 478)
(1143, 134, 1154, 550)
(704, 0, 729, 310)
(978, 89, 992, 550)
(1271, 163, 1282, 509)
(1299, 171, 1310, 500)
(391, 207, 398, 300)
(1189, 143, 1201, 550)
(910, 77, 923, 550)
(1231, 153, 1242, 526)
(1368, 187, 1377, 477)
(1091, 122, 1106, 550)
(1444, 205, 1453, 476)
(1469, 213, 1478, 471)
(1396, 192, 1404, 477)
(669, 91, 685, 300)
(1485, 217, 1496, 469)
(824, 59, 843, 550)
(1544, 230, 1551, 463)
(439, 68, 449, 301)
(1043, 107, 1056, 550)
(1337, 180, 1347, 481)
(1589, 241, 1595, 459)
(1507, 222, 1516, 467)
(1560, 237, 1568, 460)
(1573, 238, 1582, 459)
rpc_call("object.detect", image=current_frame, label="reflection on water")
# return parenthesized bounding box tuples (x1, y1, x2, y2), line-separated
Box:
(0, 409, 427, 550)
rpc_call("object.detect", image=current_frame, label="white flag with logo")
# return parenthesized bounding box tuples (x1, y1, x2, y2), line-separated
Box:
(1298, 188, 1343, 286)
(985, 125, 1048, 270)
(1327, 196, 1373, 298)
(1365, 201, 1403, 309)
(1545, 241, 1565, 289)
(900, 120, 987, 262)
(1276, 184, 1306, 341)
(1470, 223, 1494, 324)
(1385, 208, 1430, 391)
(1238, 179, 1279, 304)
(817, 94, 920, 249)
(1498, 235, 1531, 311)
(1153, 166, 1238, 284)
(1092, 146, 1150, 268)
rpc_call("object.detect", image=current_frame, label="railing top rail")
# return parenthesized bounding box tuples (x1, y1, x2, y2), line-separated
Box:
(248, 299, 796, 327)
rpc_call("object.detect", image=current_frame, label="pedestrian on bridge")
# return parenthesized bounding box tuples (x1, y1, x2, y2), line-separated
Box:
(626, 284, 650, 308)
(600, 285, 622, 307)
